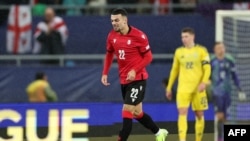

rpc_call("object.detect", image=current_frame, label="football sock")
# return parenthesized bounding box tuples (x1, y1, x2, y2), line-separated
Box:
(135, 112, 160, 134)
(178, 115, 187, 141)
(118, 111, 133, 141)
(217, 120, 223, 139)
(195, 116, 205, 141)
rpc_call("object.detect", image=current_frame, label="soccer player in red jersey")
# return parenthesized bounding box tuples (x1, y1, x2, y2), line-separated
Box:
(101, 8, 168, 141)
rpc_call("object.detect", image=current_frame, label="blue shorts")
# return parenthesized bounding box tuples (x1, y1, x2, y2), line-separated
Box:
(212, 94, 231, 115)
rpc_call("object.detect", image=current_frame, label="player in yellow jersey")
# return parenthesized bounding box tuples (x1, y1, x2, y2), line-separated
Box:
(26, 72, 58, 102)
(166, 27, 211, 141)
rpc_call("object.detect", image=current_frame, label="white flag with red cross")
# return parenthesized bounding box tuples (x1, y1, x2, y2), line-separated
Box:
(7, 5, 32, 54)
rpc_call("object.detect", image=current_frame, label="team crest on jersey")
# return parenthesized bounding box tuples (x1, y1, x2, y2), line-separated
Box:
(141, 34, 146, 39)
(113, 39, 116, 43)
(127, 39, 131, 45)
(140, 85, 143, 91)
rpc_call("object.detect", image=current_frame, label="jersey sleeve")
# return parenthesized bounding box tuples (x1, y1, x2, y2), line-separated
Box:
(201, 47, 210, 64)
(201, 47, 211, 84)
(102, 32, 114, 75)
(166, 49, 179, 91)
(106, 32, 114, 53)
(136, 33, 151, 54)
(227, 54, 241, 90)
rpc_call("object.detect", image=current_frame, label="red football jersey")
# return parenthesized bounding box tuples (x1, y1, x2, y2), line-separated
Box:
(105, 26, 152, 84)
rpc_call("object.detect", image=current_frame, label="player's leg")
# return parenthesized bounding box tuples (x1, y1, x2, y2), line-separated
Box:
(176, 92, 192, 141)
(134, 103, 160, 134)
(216, 112, 225, 141)
(218, 94, 231, 141)
(212, 95, 225, 141)
(132, 80, 160, 134)
(134, 103, 168, 141)
(119, 80, 151, 141)
(133, 80, 168, 141)
(192, 91, 208, 141)
(119, 104, 136, 141)
(194, 110, 205, 141)
(118, 84, 136, 141)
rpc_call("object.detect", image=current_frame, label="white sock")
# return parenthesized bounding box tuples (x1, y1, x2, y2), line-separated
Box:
(155, 128, 161, 136)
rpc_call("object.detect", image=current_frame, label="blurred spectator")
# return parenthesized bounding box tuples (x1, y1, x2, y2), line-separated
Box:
(26, 72, 58, 102)
(137, 0, 151, 14)
(33, 7, 68, 64)
(233, 0, 249, 10)
(172, 0, 196, 13)
(35, 0, 63, 15)
(180, 0, 196, 12)
(62, 0, 87, 16)
(88, 0, 107, 15)
(150, 0, 169, 15)
(32, 3, 47, 16)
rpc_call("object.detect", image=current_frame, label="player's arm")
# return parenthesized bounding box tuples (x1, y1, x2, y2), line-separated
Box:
(34, 23, 49, 42)
(230, 60, 241, 90)
(101, 33, 114, 86)
(102, 32, 114, 75)
(132, 50, 152, 73)
(102, 51, 114, 75)
(166, 50, 179, 92)
(229, 57, 246, 100)
(131, 33, 152, 73)
(201, 48, 211, 85)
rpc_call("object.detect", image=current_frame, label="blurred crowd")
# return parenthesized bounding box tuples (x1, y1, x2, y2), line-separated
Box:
(0, 0, 249, 18)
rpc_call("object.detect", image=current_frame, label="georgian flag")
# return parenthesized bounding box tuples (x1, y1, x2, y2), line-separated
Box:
(7, 5, 32, 54)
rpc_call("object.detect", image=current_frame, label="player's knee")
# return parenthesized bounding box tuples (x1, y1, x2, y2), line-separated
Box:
(133, 111, 143, 119)
(216, 112, 225, 121)
(195, 111, 204, 119)
(123, 104, 135, 113)
(178, 107, 188, 115)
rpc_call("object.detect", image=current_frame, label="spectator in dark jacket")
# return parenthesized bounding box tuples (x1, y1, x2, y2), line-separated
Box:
(33, 7, 68, 64)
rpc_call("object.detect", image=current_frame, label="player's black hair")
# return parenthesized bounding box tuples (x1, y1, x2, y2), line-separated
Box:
(111, 8, 128, 16)
(35, 72, 46, 80)
(182, 27, 195, 35)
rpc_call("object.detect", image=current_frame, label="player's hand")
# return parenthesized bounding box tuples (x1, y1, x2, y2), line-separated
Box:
(166, 90, 172, 100)
(101, 75, 110, 86)
(126, 69, 136, 82)
(198, 82, 206, 92)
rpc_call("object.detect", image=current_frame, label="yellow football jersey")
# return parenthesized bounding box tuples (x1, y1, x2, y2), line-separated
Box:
(26, 80, 49, 96)
(167, 44, 211, 94)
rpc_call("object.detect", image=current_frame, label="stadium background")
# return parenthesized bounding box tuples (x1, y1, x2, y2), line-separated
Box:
(0, 0, 249, 141)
